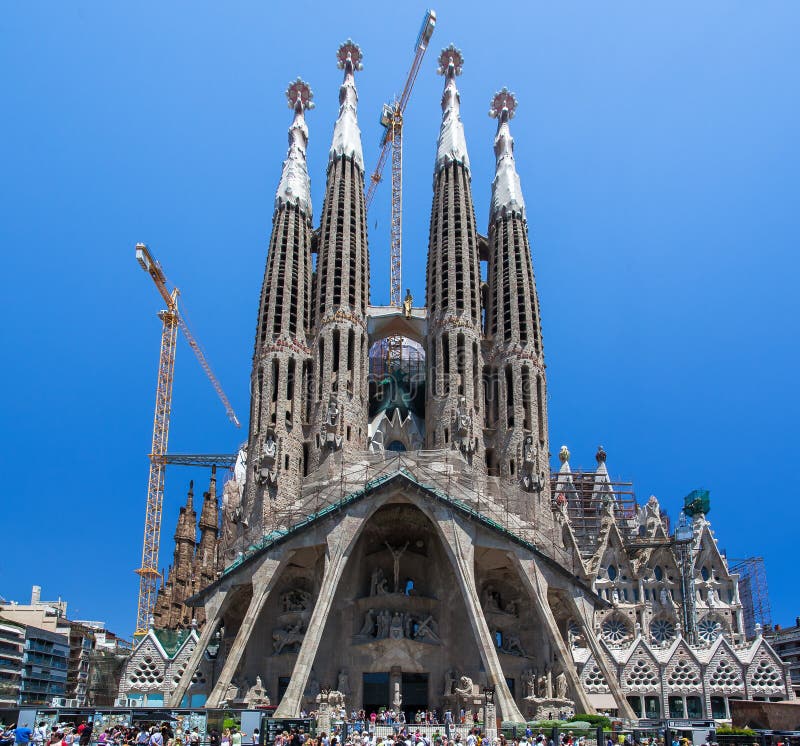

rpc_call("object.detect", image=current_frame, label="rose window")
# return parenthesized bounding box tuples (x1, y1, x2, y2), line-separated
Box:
(602, 617, 630, 643)
(651, 618, 676, 644)
(698, 616, 722, 643)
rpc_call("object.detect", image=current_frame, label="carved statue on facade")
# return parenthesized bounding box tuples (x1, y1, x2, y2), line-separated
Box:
(545, 667, 553, 698)
(454, 675, 474, 698)
(244, 675, 270, 707)
(403, 289, 413, 318)
(385, 541, 409, 593)
(501, 632, 526, 657)
(359, 608, 376, 636)
(273, 622, 304, 654)
(555, 671, 568, 699)
(258, 435, 279, 485)
(392, 680, 402, 708)
(522, 435, 546, 492)
(281, 589, 312, 613)
(370, 567, 389, 596)
(337, 669, 350, 695)
(323, 397, 342, 450)
(522, 669, 536, 699)
(389, 611, 404, 640)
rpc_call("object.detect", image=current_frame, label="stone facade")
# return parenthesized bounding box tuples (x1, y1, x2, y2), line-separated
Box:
(131, 38, 792, 723)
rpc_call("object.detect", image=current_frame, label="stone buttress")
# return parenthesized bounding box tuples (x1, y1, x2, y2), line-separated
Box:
(308, 42, 370, 470)
(245, 79, 316, 532)
(484, 89, 550, 498)
(425, 47, 485, 463)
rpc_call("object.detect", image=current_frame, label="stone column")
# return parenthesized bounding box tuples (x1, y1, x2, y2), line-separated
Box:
(567, 591, 636, 719)
(515, 557, 594, 715)
(483, 699, 497, 743)
(206, 557, 283, 708)
(435, 511, 525, 723)
(170, 588, 229, 707)
(273, 516, 359, 717)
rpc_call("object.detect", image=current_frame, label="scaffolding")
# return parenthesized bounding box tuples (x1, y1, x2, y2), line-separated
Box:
(552, 469, 638, 556)
(730, 556, 772, 638)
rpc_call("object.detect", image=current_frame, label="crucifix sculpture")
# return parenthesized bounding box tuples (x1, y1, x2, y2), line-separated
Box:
(385, 541, 409, 593)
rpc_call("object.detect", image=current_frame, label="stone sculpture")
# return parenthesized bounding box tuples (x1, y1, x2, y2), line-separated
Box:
(273, 622, 304, 654)
(454, 675, 474, 697)
(556, 671, 567, 699)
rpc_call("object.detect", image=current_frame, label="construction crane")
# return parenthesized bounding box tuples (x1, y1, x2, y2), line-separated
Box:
(365, 9, 436, 364)
(134, 242, 240, 636)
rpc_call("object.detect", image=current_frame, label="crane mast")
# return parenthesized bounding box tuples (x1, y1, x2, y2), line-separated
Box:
(134, 243, 240, 636)
(366, 9, 436, 364)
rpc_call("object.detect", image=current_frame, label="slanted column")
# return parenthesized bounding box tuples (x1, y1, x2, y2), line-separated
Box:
(435, 511, 524, 722)
(273, 515, 360, 717)
(169, 588, 229, 707)
(567, 591, 636, 719)
(515, 557, 595, 714)
(205, 557, 284, 708)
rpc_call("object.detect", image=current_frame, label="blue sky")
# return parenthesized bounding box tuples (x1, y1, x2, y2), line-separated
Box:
(1, 2, 798, 637)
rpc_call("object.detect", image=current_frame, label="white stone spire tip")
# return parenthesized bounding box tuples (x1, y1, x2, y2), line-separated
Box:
(286, 78, 315, 112)
(329, 40, 365, 170)
(435, 44, 470, 172)
(275, 77, 313, 217)
(337, 40, 364, 73)
(489, 87, 517, 120)
(437, 44, 464, 77)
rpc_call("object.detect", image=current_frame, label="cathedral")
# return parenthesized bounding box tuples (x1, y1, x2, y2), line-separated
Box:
(119, 41, 793, 722)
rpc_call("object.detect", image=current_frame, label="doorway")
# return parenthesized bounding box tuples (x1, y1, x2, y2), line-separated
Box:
(363, 672, 390, 716)
(401, 672, 429, 721)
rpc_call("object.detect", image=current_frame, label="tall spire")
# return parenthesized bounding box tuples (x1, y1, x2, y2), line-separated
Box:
(329, 40, 364, 170)
(425, 45, 484, 462)
(309, 40, 370, 471)
(275, 78, 314, 217)
(243, 79, 316, 536)
(489, 88, 525, 220)
(435, 45, 470, 173)
(484, 89, 548, 492)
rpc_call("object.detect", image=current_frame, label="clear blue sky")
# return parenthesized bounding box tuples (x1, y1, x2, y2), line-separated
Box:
(1, 2, 798, 637)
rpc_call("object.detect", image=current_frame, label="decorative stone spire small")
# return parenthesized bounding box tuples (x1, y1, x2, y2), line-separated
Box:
(559, 445, 571, 464)
(435, 45, 470, 172)
(489, 88, 525, 220)
(275, 78, 314, 217)
(596, 445, 607, 464)
(329, 40, 364, 170)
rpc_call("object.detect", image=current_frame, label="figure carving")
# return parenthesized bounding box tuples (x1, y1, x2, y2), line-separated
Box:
(555, 671, 567, 699)
(403, 288, 413, 318)
(258, 435, 279, 485)
(359, 609, 376, 636)
(223, 680, 239, 705)
(281, 589, 312, 612)
(392, 680, 402, 707)
(385, 541, 410, 593)
(336, 670, 350, 695)
(244, 675, 270, 707)
(536, 671, 547, 699)
(415, 615, 440, 642)
(323, 397, 342, 450)
(482, 584, 501, 611)
(370, 567, 389, 596)
(522, 669, 536, 699)
(389, 611, 404, 640)
(521, 435, 546, 492)
(707, 587, 718, 607)
(545, 667, 553, 698)
(272, 622, 304, 654)
(454, 675, 474, 697)
(501, 632, 525, 657)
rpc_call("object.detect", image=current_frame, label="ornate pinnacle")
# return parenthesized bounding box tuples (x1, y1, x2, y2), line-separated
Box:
(337, 40, 363, 73)
(285, 78, 315, 112)
(489, 87, 517, 120)
(437, 44, 463, 77)
(559, 445, 570, 463)
(596, 445, 607, 463)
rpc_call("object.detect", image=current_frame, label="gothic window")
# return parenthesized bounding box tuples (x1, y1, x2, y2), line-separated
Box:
(667, 658, 701, 688)
(602, 616, 631, 643)
(701, 566, 710, 581)
(750, 657, 783, 690)
(654, 565, 664, 581)
(457, 334, 466, 395)
(582, 663, 608, 692)
(698, 616, 723, 643)
(709, 657, 743, 689)
(521, 366, 532, 431)
(505, 365, 514, 425)
(129, 655, 164, 688)
(625, 657, 660, 689)
(651, 618, 676, 644)
(536, 375, 544, 444)
(607, 564, 618, 581)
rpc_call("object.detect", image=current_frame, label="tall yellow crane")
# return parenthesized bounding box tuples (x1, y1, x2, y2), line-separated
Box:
(134, 243, 240, 636)
(365, 9, 436, 364)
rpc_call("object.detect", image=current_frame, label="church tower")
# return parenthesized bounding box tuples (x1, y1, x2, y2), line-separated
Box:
(484, 89, 549, 495)
(425, 46, 485, 462)
(153, 481, 197, 628)
(245, 79, 315, 531)
(309, 41, 370, 469)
